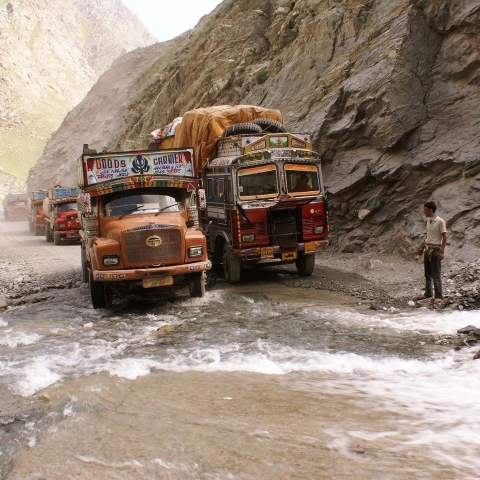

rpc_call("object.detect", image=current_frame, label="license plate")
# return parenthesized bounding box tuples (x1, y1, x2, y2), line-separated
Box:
(142, 276, 174, 288)
(304, 242, 316, 253)
(261, 247, 274, 259)
(282, 251, 297, 261)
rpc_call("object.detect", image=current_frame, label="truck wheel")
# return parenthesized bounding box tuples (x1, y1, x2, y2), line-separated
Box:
(54, 232, 61, 245)
(45, 223, 52, 242)
(34, 225, 40, 236)
(252, 118, 286, 133)
(296, 252, 315, 276)
(189, 272, 206, 298)
(222, 122, 262, 137)
(89, 271, 108, 309)
(223, 243, 241, 284)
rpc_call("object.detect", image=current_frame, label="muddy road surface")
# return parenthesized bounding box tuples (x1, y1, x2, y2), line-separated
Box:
(1, 219, 480, 479)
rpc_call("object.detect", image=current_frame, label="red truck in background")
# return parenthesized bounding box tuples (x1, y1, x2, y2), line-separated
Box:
(2, 193, 28, 221)
(28, 190, 47, 235)
(43, 187, 81, 245)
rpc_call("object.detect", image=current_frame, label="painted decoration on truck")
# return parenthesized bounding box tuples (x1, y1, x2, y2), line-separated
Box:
(83, 150, 195, 186)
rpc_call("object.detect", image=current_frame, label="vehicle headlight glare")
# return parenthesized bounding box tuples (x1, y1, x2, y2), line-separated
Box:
(103, 255, 119, 266)
(188, 246, 203, 258)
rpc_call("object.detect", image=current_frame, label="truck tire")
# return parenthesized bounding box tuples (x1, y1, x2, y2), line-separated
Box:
(89, 271, 108, 309)
(222, 122, 262, 137)
(54, 231, 61, 245)
(295, 252, 315, 276)
(223, 242, 241, 284)
(33, 225, 40, 236)
(45, 223, 52, 242)
(252, 118, 286, 133)
(189, 272, 206, 298)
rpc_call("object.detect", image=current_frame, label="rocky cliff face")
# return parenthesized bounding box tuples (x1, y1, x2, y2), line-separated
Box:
(0, 0, 155, 183)
(28, 0, 480, 259)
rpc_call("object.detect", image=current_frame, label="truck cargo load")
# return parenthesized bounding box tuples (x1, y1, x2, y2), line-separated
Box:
(152, 105, 284, 172)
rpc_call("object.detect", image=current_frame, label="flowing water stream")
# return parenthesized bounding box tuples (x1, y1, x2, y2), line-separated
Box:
(1, 279, 479, 479)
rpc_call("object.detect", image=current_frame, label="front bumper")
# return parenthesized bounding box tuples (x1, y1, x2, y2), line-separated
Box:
(93, 259, 212, 282)
(57, 229, 81, 239)
(233, 239, 329, 262)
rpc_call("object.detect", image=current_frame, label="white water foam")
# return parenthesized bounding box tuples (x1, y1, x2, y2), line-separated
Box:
(12, 363, 61, 396)
(308, 307, 480, 335)
(0, 318, 8, 327)
(0, 332, 42, 348)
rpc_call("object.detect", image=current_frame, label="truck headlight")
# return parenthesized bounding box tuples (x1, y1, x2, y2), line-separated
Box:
(188, 246, 203, 258)
(242, 234, 256, 243)
(59, 223, 66, 228)
(103, 255, 119, 266)
(314, 226, 324, 234)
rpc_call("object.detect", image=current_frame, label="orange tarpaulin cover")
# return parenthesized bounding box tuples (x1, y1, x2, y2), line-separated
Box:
(159, 105, 284, 172)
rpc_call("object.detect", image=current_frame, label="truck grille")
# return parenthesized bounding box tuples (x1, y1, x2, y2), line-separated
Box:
(269, 211, 297, 246)
(124, 228, 182, 265)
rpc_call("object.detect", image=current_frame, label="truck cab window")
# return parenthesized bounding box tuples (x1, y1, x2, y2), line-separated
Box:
(206, 179, 214, 199)
(285, 165, 320, 194)
(238, 165, 278, 199)
(58, 202, 78, 212)
(218, 179, 225, 198)
(102, 189, 183, 218)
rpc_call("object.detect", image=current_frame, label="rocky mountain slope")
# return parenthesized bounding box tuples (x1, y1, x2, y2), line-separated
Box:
(0, 0, 155, 187)
(28, 0, 480, 259)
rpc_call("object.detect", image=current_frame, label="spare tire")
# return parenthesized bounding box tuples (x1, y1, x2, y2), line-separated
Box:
(252, 118, 287, 133)
(222, 122, 263, 137)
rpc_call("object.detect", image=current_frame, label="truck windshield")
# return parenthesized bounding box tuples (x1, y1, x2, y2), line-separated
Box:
(102, 189, 183, 218)
(237, 165, 278, 199)
(58, 202, 78, 211)
(285, 164, 320, 194)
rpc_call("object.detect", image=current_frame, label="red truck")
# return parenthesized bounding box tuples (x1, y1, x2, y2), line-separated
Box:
(43, 187, 81, 245)
(153, 105, 330, 283)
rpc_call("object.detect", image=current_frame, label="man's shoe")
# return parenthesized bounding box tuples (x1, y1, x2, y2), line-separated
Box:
(415, 295, 431, 300)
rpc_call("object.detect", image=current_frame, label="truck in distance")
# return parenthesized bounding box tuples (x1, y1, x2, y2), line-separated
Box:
(2, 193, 28, 221)
(28, 190, 47, 235)
(77, 145, 211, 309)
(43, 187, 81, 245)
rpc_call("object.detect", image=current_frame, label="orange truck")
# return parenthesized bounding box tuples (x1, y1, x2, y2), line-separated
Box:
(27, 190, 47, 235)
(77, 144, 211, 308)
(2, 193, 28, 221)
(43, 187, 81, 245)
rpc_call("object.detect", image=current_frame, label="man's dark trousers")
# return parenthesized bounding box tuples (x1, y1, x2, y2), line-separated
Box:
(424, 249, 443, 299)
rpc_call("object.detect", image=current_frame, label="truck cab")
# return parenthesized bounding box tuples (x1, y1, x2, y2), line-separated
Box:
(202, 130, 329, 282)
(43, 187, 81, 245)
(78, 146, 211, 308)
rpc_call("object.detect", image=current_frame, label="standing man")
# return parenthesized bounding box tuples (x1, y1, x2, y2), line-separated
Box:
(417, 201, 447, 304)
